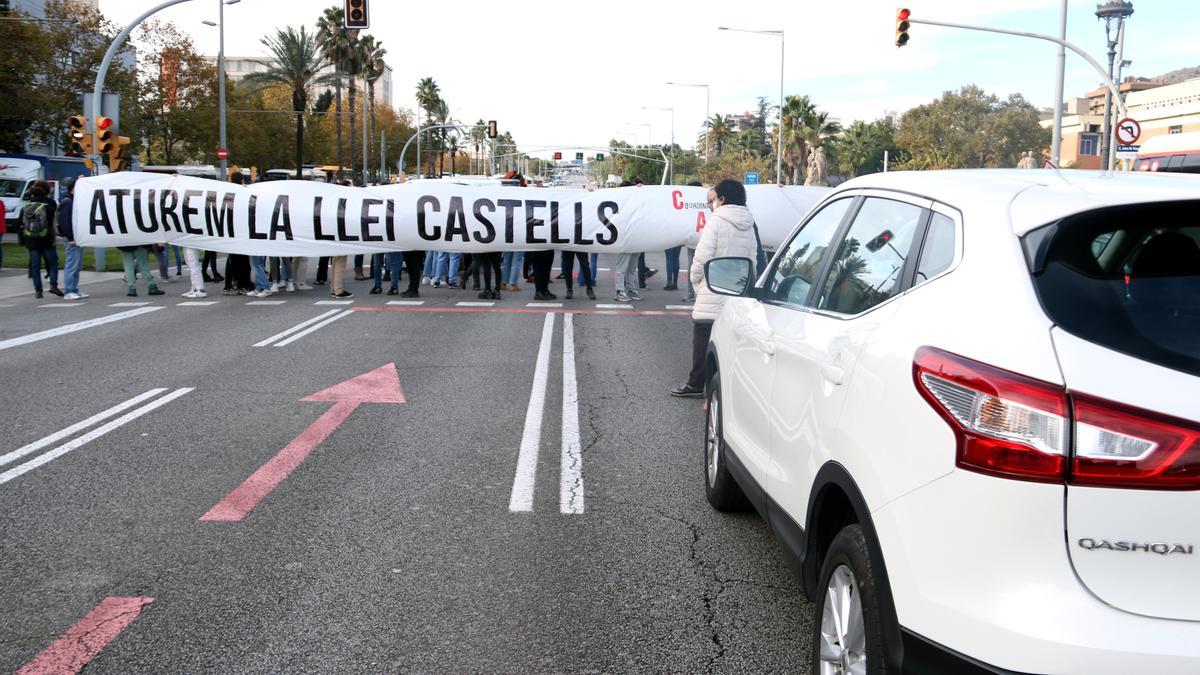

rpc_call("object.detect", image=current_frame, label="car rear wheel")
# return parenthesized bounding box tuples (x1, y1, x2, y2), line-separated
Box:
(704, 372, 748, 511)
(814, 524, 889, 674)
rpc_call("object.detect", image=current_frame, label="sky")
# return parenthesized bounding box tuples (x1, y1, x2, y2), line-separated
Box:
(99, 0, 1200, 158)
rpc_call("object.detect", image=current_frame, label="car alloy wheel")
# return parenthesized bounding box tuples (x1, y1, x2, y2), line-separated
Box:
(819, 564, 867, 675)
(706, 393, 720, 487)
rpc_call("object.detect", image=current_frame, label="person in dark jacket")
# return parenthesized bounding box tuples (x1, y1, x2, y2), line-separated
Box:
(59, 178, 87, 300)
(22, 181, 61, 298)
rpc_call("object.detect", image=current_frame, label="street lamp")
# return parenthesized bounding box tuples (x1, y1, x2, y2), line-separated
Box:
(719, 26, 784, 183)
(626, 122, 652, 147)
(643, 106, 674, 182)
(203, 0, 241, 181)
(666, 81, 711, 162)
(1096, 0, 1133, 171)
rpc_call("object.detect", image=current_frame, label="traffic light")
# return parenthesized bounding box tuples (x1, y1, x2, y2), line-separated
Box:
(95, 115, 115, 155)
(895, 8, 911, 47)
(487, 120, 497, 139)
(344, 0, 368, 29)
(67, 114, 92, 156)
(109, 136, 132, 172)
(575, 152, 584, 161)
(595, 153, 605, 161)
(866, 229, 895, 253)
(553, 151, 562, 160)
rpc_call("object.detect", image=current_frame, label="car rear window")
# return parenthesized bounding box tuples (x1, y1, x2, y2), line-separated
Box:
(1027, 201, 1200, 377)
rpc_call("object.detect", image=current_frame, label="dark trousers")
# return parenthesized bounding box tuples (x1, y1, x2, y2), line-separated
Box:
(28, 246, 59, 292)
(687, 321, 714, 389)
(202, 250, 221, 278)
(560, 252, 593, 291)
(637, 253, 651, 286)
(316, 257, 329, 283)
(224, 254, 253, 291)
(528, 250, 554, 293)
(403, 252, 425, 292)
(477, 252, 503, 291)
(664, 246, 682, 289)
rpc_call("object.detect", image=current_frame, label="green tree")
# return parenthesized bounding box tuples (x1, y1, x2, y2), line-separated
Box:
(135, 19, 219, 165)
(243, 26, 330, 179)
(414, 77, 440, 176)
(831, 120, 899, 178)
(895, 85, 1049, 169)
(781, 94, 817, 184)
(316, 5, 352, 177)
(701, 114, 733, 156)
(361, 34, 386, 179)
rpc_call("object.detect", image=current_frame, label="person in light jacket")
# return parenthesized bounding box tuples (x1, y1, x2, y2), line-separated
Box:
(671, 179, 758, 398)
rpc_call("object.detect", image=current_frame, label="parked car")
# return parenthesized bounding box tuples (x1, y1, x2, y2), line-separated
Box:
(701, 169, 1200, 673)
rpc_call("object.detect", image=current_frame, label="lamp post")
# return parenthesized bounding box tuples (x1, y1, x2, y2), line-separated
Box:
(719, 26, 783, 183)
(1096, 1, 1134, 171)
(202, 0, 240, 181)
(642, 106, 674, 182)
(666, 81, 710, 161)
(626, 122, 652, 147)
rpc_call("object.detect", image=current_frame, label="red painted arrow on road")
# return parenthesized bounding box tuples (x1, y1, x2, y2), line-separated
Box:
(199, 363, 405, 522)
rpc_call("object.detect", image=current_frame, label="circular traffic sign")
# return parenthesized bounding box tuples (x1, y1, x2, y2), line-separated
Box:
(216, 148, 229, 160)
(1116, 118, 1141, 145)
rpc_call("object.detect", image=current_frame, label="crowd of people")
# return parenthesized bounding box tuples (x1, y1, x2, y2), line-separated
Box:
(14, 171, 707, 305)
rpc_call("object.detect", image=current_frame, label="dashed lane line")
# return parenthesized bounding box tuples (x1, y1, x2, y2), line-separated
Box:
(508, 313, 555, 512)
(252, 309, 343, 347)
(385, 300, 425, 306)
(272, 309, 354, 347)
(0, 307, 163, 352)
(315, 300, 354, 305)
(560, 313, 583, 514)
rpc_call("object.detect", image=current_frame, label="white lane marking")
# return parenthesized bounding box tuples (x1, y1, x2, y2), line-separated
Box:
(252, 309, 342, 347)
(177, 301, 219, 306)
(108, 302, 151, 307)
(526, 302, 562, 308)
(273, 309, 353, 347)
(509, 313, 556, 512)
(0, 388, 168, 468)
(40, 304, 85, 308)
(0, 388, 193, 486)
(560, 313, 583, 514)
(456, 301, 494, 307)
(315, 300, 354, 305)
(0, 307, 163, 352)
(595, 304, 633, 310)
(246, 300, 287, 306)
(386, 300, 425, 306)
(664, 305, 693, 310)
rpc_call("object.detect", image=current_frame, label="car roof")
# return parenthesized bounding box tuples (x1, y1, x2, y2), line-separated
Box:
(836, 169, 1200, 235)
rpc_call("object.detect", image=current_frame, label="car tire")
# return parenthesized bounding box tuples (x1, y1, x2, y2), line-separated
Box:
(704, 371, 749, 512)
(813, 523, 890, 674)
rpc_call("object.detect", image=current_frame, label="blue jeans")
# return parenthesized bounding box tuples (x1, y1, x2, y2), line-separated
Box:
(422, 251, 437, 279)
(28, 246, 59, 292)
(577, 252, 598, 286)
(665, 246, 682, 287)
(373, 252, 402, 288)
(250, 255, 270, 291)
(434, 252, 460, 284)
(501, 251, 524, 285)
(64, 243, 83, 294)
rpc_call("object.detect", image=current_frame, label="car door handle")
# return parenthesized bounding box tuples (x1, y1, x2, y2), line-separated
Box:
(821, 363, 844, 385)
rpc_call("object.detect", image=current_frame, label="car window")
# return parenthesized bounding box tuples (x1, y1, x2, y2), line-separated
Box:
(764, 198, 853, 306)
(818, 198, 924, 315)
(915, 212, 957, 283)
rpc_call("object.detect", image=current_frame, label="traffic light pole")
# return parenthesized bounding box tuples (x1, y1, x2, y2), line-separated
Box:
(908, 17, 1128, 124)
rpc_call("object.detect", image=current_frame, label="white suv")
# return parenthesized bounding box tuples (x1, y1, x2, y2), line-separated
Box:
(701, 170, 1200, 673)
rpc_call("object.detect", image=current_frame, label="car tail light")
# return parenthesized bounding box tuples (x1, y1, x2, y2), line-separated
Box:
(914, 347, 1068, 482)
(915, 347, 1200, 489)
(1071, 394, 1200, 490)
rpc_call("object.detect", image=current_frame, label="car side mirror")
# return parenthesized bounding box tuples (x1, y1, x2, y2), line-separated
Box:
(705, 257, 754, 297)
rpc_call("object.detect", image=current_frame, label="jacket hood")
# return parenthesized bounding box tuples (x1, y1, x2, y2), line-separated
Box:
(713, 204, 754, 231)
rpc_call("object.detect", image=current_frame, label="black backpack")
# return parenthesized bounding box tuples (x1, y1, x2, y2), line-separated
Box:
(21, 202, 49, 240)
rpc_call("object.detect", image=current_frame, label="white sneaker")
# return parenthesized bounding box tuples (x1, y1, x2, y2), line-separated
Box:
(182, 290, 199, 298)
(63, 292, 82, 300)
(259, 288, 274, 297)
(77, 291, 89, 299)
(286, 281, 295, 292)
(614, 292, 631, 302)
(421, 276, 431, 286)
(296, 283, 312, 291)
(272, 281, 284, 292)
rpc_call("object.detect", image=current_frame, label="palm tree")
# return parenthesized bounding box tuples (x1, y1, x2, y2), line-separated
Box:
(432, 98, 450, 176)
(801, 110, 842, 183)
(316, 6, 352, 178)
(244, 26, 329, 179)
(361, 35, 386, 180)
(730, 129, 760, 160)
(415, 77, 440, 176)
(342, 34, 367, 183)
(703, 114, 732, 156)
(836, 121, 875, 178)
(469, 118, 486, 174)
(781, 95, 816, 184)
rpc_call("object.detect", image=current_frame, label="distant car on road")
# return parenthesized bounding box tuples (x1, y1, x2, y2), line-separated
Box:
(1135, 131, 1200, 174)
(701, 169, 1200, 673)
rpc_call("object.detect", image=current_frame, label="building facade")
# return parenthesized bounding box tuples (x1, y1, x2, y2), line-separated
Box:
(212, 57, 394, 109)
(1045, 77, 1200, 169)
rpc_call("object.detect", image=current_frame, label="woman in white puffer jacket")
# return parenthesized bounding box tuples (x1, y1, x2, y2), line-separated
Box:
(671, 179, 759, 398)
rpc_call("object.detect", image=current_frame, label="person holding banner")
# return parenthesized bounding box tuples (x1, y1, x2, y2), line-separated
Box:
(672, 179, 757, 398)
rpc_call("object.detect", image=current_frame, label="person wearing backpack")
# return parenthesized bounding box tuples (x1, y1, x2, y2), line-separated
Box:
(21, 181, 62, 299)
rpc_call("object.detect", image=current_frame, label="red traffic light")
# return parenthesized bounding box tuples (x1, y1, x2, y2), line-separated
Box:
(898, 7, 910, 20)
(553, 151, 562, 160)
(96, 116, 113, 130)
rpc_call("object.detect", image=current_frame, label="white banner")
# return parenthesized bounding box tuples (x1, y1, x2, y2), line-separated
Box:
(74, 172, 829, 255)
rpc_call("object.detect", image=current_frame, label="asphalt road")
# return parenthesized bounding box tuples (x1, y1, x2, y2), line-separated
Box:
(0, 253, 812, 673)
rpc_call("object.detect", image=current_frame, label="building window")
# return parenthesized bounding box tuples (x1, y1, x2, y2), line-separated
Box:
(1079, 133, 1099, 156)
(1170, 125, 1183, 135)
